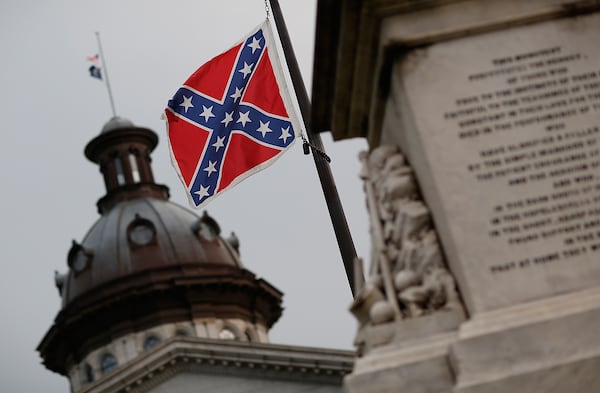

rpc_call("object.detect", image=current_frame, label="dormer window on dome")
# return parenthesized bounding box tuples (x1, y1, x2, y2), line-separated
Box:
(67, 241, 93, 275)
(127, 214, 156, 247)
(192, 211, 221, 241)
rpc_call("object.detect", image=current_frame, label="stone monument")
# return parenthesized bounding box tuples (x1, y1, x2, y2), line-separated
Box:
(311, 1, 600, 392)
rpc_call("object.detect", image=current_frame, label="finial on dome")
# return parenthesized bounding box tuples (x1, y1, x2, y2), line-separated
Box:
(101, 116, 135, 133)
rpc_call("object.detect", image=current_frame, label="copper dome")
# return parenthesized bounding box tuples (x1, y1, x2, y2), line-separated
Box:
(61, 198, 243, 307)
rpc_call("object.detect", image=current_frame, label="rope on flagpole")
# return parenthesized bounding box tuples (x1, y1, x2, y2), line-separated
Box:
(264, 0, 329, 162)
(95, 32, 117, 117)
(301, 134, 331, 163)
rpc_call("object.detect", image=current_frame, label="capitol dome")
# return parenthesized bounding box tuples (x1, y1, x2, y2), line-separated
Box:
(38, 117, 283, 377)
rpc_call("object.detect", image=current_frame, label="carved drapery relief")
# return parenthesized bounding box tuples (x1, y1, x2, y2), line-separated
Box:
(352, 145, 462, 327)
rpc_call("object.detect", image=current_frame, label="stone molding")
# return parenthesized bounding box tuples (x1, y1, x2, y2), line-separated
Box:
(458, 285, 600, 338)
(449, 286, 600, 392)
(78, 337, 355, 393)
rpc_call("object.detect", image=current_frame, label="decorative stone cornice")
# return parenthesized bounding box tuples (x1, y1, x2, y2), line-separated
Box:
(79, 337, 355, 393)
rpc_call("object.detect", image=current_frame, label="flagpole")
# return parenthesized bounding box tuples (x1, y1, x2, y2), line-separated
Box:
(267, 0, 358, 296)
(95, 32, 117, 117)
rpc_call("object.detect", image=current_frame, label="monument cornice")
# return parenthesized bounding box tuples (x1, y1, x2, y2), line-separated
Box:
(311, 0, 600, 143)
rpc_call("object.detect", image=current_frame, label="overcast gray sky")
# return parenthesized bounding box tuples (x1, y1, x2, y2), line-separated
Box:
(0, 1, 369, 391)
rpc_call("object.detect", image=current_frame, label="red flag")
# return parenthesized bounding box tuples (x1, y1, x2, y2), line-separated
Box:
(165, 21, 300, 208)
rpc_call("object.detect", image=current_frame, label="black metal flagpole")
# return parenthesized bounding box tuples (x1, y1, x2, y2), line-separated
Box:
(267, 0, 358, 296)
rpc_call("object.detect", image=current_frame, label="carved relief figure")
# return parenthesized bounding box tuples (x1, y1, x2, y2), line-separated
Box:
(353, 145, 461, 327)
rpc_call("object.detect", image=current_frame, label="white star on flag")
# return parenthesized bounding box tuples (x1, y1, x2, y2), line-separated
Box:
(212, 136, 225, 152)
(279, 126, 292, 143)
(221, 112, 233, 127)
(256, 120, 272, 138)
(247, 37, 262, 54)
(236, 111, 251, 127)
(238, 62, 253, 78)
(200, 105, 215, 122)
(179, 95, 194, 113)
(230, 87, 243, 102)
(203, 161, 217, 177)
(195, 185, 210, 198)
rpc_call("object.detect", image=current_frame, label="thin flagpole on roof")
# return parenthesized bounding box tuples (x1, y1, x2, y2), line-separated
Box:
(95, 31, 117, 117)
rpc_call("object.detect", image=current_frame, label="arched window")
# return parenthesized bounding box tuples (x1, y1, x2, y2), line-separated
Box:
(84, 363, 94, 383)
(128, 153, 141, 183)
(113, 157, 125, 185)
(100, 353, 118, 375)
(143, 335, 161, 351)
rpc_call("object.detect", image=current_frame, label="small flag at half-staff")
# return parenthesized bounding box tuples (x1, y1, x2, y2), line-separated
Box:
(86, 54, 102, 80)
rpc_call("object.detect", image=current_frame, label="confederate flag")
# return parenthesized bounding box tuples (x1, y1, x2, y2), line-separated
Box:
(165, 21, 301, 208)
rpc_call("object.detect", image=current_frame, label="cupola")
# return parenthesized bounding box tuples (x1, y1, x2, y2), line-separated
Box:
(84, 116, 170, 214)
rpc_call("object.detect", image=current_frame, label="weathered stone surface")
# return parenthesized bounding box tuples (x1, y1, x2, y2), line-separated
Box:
(450, 287, 600, 393)
(454, 357, 600, 393)
(354, 309, 465, 358)
(385, 11, 600, 314)
(346, 332, 458, 393)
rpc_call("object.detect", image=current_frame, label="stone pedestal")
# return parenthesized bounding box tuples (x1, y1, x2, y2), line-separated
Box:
(347, 287, 600, 393)
(451, 287, 600, 393)
(346, 313, 462, 393)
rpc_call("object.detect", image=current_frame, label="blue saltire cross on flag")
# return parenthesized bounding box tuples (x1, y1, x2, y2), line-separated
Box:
(164, 20, 301, 208)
